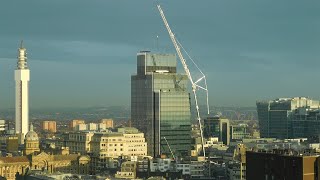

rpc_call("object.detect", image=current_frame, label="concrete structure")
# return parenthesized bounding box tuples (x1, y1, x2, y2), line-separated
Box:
(6, 135, 19, 152)
(65, 131, 94, 155)
(73, 122, 110, 132)
(204, 116, 230, 145)
(101, 119, 114, 128)
(190, 158, 205, 179)
(230, 124, 250, 140)
(176, 163, 191, 175)
(15, 42, 30, 140)
(136, 156, 150, 174)
(0, 120, 6, 133)
(69, 119, 85, 130)
(90, 127, 147, 158)
(246, 150, 318, 180)
(74, 123, 87, 131)
(131, 51, 191, 157)
(0, 135, 19, 153)
(194, 137, 228, 155)
(150, 158, 173, 172)
(226, 144, 247, 180)
(41, 121, 57, 133)
(89, 127, 147, 172)
(87, 123, 98, 131)
(115, 161, 137, 179)
(257, 97, 320, 139)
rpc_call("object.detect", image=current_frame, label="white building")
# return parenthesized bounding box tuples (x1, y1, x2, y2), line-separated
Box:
(176, 163, 191, 175)
(150, 158, 173, 172)
(73, 123, 109, 132)
(66, 131, 95, 154)
(15, 41, 30, 141)
(91, 128, 147, 158)
(0, 120, 6, 132)
(90, 128, 147, 172)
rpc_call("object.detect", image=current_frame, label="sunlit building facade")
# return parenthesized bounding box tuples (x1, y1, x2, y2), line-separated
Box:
(41, 120, 57, 133)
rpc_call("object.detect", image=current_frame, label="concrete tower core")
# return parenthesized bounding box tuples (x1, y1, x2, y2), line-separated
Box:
(15, 41, 30, 142)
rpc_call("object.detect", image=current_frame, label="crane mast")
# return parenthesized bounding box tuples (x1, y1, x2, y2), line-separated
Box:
(163, 137, 176, 160)
(157, 5, 208, 158)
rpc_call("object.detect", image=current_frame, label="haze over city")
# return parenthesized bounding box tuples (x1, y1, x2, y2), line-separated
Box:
(0, 0, 319, 109)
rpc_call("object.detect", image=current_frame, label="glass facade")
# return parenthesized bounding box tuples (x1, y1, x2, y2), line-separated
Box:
(257, 97, 320, 139)
(131, 52, 191, 157)
(203, 116, 230, 145)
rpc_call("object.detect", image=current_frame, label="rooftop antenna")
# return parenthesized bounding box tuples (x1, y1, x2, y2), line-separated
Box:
(156, 35, 159, 52)
(20, 40, 24, 49)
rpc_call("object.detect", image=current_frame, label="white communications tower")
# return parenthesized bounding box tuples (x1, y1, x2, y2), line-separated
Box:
(15, 41, 30, 139)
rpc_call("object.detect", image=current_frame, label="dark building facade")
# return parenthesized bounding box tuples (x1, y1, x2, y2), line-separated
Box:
(246, 151, 318, 180)
(203, 116, 230, 145)
(131, 51, 191, 158)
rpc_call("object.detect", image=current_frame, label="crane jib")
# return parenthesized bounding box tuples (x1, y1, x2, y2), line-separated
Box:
(157, 4, 210, 158)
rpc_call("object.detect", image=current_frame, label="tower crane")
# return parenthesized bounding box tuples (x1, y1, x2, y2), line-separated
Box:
(157, 5, 209, 157)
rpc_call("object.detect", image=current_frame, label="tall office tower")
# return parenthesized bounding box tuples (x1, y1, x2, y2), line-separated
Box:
(257, 97, 320, 139)
(131, 51, 191, 158)
(203, 116, 230, 145)
(15, 42, 30, 138)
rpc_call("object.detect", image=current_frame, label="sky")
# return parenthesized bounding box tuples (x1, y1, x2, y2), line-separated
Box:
(0, 0, 319, 109)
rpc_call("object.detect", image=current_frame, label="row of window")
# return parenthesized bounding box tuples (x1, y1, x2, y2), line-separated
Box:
(101, 143, 123, 147)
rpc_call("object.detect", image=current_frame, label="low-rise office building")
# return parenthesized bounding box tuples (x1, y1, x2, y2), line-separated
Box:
(246, 150, 318, 180)
(90, 127, 147, 173)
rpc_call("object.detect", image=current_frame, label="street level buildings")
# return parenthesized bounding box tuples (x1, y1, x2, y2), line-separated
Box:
(0, 126, 90, 180)
(15, 42, 30, 139)
(257, 97, 320, 139)
(131, 51, 191, 157)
